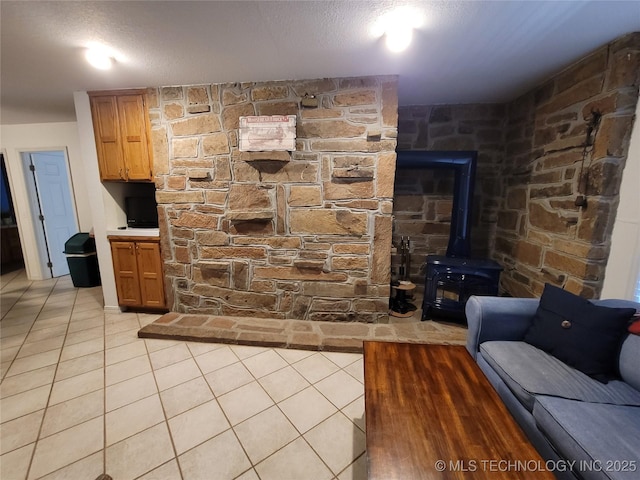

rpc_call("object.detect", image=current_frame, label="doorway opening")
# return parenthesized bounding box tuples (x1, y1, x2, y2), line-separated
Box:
(21, 150, 78, 278)
(1, 153, 24, 274)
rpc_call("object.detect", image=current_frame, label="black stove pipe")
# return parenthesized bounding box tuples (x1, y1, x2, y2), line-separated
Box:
(395, 150, 477, 258)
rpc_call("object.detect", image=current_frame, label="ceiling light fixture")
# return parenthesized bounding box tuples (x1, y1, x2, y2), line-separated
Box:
(85, 43, 119, 70)
(371, 7, 424, 53)
(385, 25, 413, 53)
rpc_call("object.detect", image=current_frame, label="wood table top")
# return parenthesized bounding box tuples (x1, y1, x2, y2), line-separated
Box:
(363, 342, 555, 479)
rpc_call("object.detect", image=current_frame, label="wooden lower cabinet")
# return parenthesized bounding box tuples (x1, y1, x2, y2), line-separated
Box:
(109, 237, 165, 309)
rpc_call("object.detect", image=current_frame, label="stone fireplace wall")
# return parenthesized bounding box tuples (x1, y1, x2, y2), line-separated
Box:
(397, 33, 640, 298)
(147, 76, 398, 322)
(497, 33, 640, 298)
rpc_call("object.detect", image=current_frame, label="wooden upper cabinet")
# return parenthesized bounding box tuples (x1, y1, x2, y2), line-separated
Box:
(90, 95, 125, 180)
(117, 95, 153, 181)
(89, 89, 153, 182)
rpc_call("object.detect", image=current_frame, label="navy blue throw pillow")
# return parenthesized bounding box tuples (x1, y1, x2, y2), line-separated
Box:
(524, 284, 636, 383)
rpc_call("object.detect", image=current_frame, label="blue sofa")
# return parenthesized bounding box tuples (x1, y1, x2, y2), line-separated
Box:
(465, 295, 640, 480)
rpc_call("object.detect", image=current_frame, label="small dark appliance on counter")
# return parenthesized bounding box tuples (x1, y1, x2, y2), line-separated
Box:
(125, 196, 159, 228)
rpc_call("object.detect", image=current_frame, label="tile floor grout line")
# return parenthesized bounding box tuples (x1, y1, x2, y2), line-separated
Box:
(299, 368, 366, 477)
(188, 341, 258, 475)
(97, 313, 175, 476)
(0, 271, 35, 309)
(335, 450, 366, 479)
(244, 382, 354, 479)
(143, 332, 186, 480)
(0, 282, 31, 319)
(131, 459, 178, 480)
(0, 280, 49, 383)
(299, 423, 345, 479)
(238, 348, 362, 477)
(168, 342, 307, 476)
(31, 452, 103, 480)
(101, 299, 108, 478)
(23, 276, 80, 480)
(183, 341, 260, 474)
(226, 347, 304, 478)
(0, 269, 26, 294)
(227, 347, 284, 468)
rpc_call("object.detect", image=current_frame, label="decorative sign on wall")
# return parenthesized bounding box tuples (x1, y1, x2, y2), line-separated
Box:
(239, 115, 296, 152)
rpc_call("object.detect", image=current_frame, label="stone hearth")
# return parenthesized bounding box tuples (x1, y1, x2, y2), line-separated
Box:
(138, 312, 467, 353)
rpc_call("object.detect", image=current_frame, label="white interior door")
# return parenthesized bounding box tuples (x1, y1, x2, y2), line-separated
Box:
(28, 151, 78, 277)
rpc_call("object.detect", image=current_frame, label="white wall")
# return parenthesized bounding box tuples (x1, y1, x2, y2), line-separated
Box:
(73, 91, 120, 310)
(0, 122, 92, 280)
(601, 100, 640, 301)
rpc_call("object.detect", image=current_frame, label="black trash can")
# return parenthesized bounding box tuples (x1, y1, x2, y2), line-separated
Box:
(64, 233, 101, 287)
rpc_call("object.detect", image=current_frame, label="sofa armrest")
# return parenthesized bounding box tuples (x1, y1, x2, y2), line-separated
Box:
(465, 296, 540, 359)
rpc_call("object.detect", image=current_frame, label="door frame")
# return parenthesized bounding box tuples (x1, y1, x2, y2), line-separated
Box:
(17, 147, 79, 279)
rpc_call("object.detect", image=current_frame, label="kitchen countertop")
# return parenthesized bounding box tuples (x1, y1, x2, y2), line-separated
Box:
(106, 228, 160, 238)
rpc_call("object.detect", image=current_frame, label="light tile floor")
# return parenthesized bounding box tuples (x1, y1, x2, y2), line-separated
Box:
(1, 270, 367, 480)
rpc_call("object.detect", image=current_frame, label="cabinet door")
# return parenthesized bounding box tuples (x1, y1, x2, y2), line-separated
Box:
(136, 241, 165, 308)
(90, 96, 125, 180)
(111, 241, 142, 306)
(117, 95, 153, 181)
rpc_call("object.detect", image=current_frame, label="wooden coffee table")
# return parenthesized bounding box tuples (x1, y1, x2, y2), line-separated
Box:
(364, 342, 555, 479)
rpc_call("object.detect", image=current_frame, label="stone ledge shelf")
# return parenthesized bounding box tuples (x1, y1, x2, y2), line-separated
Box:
(293, 259, 325, 271)
(332, 166, 375, 179)
(225, 210, 274, 222)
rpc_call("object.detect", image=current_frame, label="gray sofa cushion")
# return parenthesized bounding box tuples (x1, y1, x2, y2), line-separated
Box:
(480, 341, 640, 411)
(533, 396, 640, 480)
(619, 335, 640, 391)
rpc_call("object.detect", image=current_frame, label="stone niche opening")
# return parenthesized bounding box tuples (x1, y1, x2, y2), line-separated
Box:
(392, 151, 478, 286)
(393, 169, 454, 285)
(391, 151, 503, 320)
(149, 76, 398, 323)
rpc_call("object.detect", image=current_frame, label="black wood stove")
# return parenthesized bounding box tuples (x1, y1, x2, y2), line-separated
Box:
(395, 151, 502, 321)
(422, 255, 502, 319)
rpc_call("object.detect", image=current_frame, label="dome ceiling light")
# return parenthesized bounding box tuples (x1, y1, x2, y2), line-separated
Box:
(85, 43, 122, 70)
(371, 7, 425, 53)
(385, 23, 413, 52)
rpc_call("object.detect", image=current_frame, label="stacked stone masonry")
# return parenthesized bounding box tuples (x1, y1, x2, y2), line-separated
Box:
(148, 76, 398, 322)
(395, 104, 505, 283)
(398, 33, 639, 298)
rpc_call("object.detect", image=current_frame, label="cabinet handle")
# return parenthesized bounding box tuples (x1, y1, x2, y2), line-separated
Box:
(119, 168, 123, 178)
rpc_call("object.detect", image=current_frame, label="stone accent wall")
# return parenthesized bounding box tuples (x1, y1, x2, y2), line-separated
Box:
(396, 33, 640, 298)
(147, 76, 398, 322)
(394, 105, 505, 283)
(497, 33, 640, 298)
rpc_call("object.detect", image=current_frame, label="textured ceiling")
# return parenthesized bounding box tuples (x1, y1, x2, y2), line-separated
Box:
(1, 0, 639, 125)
